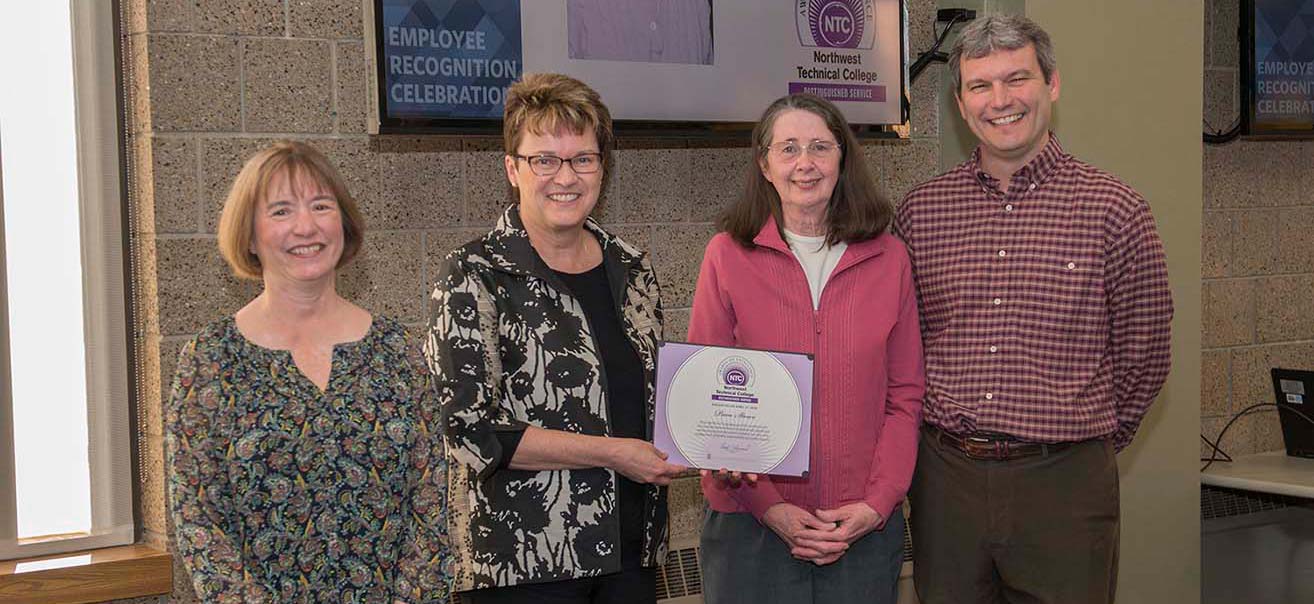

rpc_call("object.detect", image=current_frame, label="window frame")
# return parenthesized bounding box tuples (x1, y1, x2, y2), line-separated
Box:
(0, 0, 134, 561)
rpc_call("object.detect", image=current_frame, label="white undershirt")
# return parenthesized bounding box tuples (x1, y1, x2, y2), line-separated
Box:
(784, 229, 847, 310)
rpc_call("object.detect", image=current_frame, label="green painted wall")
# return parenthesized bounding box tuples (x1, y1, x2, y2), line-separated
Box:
(1026, 3, 1203, 602)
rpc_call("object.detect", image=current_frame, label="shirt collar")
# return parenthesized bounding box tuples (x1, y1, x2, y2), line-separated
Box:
(968, 132, 1069, 190)
(751, 214, 793, 254)
(481, 204, 644, 279)
(751, 214, 887, 270)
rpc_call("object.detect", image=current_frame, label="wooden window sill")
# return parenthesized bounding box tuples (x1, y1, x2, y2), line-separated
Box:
(0, 544, 171, 604)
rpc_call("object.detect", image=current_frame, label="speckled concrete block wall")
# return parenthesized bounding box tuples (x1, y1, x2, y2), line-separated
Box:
(120, 1, 941, 601)
(1200, 0, 1314, 458)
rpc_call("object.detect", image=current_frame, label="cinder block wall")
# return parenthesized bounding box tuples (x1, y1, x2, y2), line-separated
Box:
(119, 1, 943, 601)
(1200, 0, 1314, 458)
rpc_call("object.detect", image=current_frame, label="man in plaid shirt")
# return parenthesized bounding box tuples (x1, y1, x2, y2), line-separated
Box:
(894, 14, 1172, 604)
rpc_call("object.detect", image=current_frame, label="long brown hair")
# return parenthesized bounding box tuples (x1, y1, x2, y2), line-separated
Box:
(719, 94, 892, 247)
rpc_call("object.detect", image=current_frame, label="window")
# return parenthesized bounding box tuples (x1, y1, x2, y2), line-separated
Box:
(0, 1, 133, 559)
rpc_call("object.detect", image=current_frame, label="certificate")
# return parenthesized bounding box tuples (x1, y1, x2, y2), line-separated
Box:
(653, 342, 813, 477)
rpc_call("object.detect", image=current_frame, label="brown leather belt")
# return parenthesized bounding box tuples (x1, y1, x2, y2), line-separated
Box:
(927, 425, 1072, 461)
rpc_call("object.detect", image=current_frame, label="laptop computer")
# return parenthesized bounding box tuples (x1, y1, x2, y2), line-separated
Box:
(1270, 368, 1314, 458)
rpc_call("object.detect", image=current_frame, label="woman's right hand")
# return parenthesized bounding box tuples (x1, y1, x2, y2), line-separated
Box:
(607, 438, 686, 485)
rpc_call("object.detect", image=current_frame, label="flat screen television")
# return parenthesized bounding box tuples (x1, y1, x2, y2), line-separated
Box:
(1242, 0, 1314, 137)
(366, 0, 909, 136)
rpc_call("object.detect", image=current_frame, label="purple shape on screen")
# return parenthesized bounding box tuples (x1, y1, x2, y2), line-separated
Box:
(809, 0, 866, 49)
(788, 82, 886, 102)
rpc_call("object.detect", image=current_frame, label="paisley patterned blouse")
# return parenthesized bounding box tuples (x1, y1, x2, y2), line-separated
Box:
(166, 316, 450, 603)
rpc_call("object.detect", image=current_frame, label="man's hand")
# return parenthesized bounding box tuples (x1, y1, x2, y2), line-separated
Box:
(607, 438, 686, 485)
(791, 502, 883, 565)
(699, 468, 759, 487)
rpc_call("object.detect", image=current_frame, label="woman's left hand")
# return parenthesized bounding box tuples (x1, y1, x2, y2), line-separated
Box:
(791, 502, 883, 566)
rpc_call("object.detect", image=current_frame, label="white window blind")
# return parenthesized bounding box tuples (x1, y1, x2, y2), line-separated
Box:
(0, 0, 133, 560)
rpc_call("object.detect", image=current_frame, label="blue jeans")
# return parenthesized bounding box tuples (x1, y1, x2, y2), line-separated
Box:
(701, 507, 905, 604)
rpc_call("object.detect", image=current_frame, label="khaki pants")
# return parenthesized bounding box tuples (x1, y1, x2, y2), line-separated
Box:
(910, 427, 1119, 604)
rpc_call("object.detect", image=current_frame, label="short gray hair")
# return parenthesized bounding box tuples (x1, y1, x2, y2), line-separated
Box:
(948, 14, 1056, 95)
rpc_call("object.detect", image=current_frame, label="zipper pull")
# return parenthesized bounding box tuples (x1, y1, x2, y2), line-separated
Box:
(814, 309, 822, 334)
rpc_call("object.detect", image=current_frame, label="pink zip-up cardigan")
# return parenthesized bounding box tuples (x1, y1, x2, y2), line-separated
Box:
(687, 218, 925, 524)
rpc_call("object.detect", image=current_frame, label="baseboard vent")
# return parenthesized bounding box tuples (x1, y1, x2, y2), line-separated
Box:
(902, 519, 914, 563)
(1201, 485, 1294, 520)
(657, 546, 702, 600)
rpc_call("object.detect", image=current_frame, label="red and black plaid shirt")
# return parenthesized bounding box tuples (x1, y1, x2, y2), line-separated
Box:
(894, 135, 1172, 449)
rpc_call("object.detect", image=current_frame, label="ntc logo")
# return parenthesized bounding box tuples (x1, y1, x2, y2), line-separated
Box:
(717, 356, 755, 388)
(797, 0, 875, 50)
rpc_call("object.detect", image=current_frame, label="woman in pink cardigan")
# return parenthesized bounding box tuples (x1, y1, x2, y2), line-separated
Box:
(689, 94, 925, 604)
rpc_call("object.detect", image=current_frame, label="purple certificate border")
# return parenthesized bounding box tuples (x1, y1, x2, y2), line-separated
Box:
(653, 341, 813, 477)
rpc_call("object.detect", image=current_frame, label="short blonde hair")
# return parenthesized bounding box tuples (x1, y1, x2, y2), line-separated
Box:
(217, 141, 365, 280)
(503, 73, 614, 158)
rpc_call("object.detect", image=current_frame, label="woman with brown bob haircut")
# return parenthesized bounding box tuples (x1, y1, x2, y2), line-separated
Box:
(689, 94, 925, 604)
(426, 73, 682, 604)
(167, 141, 451, 603)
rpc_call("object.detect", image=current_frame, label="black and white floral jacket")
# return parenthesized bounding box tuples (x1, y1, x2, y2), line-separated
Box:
(424, 205, 668, 592)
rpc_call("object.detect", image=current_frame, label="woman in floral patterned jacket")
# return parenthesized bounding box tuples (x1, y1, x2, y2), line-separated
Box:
(425, 73, 685, 604)
(166, 141, 450, 603)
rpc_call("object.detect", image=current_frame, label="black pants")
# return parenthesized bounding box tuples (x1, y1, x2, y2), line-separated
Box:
(461, 567, 656, 604)
(910, 427, 1120, 604)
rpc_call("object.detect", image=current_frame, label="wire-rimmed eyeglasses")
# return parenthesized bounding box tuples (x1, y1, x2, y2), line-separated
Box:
(763, 140, 842, 162)
(511, 153, 604, 176)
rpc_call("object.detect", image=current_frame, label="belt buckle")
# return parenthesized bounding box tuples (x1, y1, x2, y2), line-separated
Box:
(963, 435, 1002, 460)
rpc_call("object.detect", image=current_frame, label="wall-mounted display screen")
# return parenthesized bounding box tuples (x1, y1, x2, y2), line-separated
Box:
(369, 0, 907, 134)
(1244, 0, 1314, 137)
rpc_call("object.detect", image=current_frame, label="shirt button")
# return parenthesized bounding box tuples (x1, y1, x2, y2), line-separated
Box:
(993, 297, 1002, 305)
(1067, 262, 1077, 269)
(989, 345, 998, 353)
(985, 392, 994, 400)
(998, 250, 1007, 257)
(1029, 182, 1037, 191)
(1005, 204, 1014, 212)
(650, 21, 658, 31)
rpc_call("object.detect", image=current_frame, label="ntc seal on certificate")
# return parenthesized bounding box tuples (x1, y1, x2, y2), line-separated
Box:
(654, 342, 813, 477)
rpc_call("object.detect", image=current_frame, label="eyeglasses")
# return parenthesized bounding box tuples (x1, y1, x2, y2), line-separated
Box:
(764, 140, 842, 162)
(512, 153, 604, 176)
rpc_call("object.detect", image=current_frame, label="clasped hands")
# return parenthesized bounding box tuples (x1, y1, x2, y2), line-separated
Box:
(701, 469, 882, 566)
(764, 501, 881, 565)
